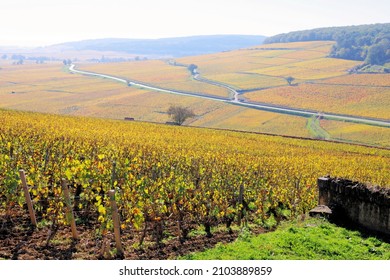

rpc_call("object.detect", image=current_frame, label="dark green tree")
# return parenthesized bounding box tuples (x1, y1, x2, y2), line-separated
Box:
(365, 39, 390, 65)
(187, 64, 198, 75)
(286, 76, 295, 86)
(264, 23, 390, 65)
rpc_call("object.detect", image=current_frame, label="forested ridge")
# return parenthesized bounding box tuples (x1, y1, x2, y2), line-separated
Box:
(264, 23, 390, 68)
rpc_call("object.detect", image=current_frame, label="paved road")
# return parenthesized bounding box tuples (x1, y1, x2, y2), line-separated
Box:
(69, 64, 390, 128)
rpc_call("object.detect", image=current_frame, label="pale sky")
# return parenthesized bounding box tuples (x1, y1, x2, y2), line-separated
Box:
(0, 0, 389, 46)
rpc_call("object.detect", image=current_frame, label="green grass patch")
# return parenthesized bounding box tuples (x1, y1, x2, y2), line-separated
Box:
(306, 116, 330, 140)
(181, 217, 390, 260)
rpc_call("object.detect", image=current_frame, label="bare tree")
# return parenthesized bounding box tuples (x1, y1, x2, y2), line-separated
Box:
(167, 105, 195, 125)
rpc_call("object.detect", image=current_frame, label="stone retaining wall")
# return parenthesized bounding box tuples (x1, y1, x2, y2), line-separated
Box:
(317, 177, 390, 238)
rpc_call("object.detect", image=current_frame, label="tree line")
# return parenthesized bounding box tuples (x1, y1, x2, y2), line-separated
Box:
(264, 23, 390, 66)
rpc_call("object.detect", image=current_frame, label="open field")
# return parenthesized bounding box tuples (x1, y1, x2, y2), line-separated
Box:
(0, 61, 133, 115)
(315, 74, 390, 87)
(0, 60, 229, 122)
(1, 41, 389, 148)
(245, 83, 390, 120)
(78, 60, 231, 98)
(319, 120, 390, 147)
(0, 59, 332, 144)
(204, 73, 287, 90)
(177, 41, 389, 124)
(190, 107, 311, 138)
(177, 41, 349, 88)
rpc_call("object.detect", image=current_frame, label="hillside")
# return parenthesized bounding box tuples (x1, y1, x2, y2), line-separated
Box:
(1, 39, 390, 147)
(264, 23, 390, 70)
(0, 109, 389, 259)
(176, 41, 390, 146)
(48, 35, 266, 58)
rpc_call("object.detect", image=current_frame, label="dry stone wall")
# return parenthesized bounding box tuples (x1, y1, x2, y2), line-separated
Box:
(317, 177, 390, 238)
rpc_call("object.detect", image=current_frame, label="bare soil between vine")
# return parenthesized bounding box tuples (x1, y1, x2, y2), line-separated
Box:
(0, 210, 266, 260)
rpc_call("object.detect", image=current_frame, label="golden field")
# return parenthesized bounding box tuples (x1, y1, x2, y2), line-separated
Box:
(0, 60, 229, 122)
(177, 41, 353, 87)
(177, 41, 389, 121)
(0, 59, 315, 140)
(245, 83, 390, 119)
(78, 60, 230, 98)
(1, 109, 389, 234)
(319, 120, 390, 147)
(1, 39, 389, 148)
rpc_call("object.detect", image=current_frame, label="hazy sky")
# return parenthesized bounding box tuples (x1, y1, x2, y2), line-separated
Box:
(1, 0, 389, 46)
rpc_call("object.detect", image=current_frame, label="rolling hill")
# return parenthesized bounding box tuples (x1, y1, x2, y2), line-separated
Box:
(0, 35, 389, 147)
(47, 35, 266, 57)
(0, 29, 390, 261)
(264, 23, 390, 71)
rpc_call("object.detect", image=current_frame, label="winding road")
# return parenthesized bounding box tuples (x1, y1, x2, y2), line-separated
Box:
(69, 64, 390, 128)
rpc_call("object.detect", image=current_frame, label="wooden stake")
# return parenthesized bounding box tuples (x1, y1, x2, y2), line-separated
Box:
(111, 161, 117, 189)
(238, 185, 244, 226)
(19, 169, 37, 227)
(108, 190, 124, 256)
(61, 179, 78, 240)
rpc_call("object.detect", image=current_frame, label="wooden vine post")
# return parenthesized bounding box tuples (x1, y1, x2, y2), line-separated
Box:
(19, 169, 37, 227)
(61, 179, 79, 239)
(109, 190, 124, 256)
(111, 161, 117, 188)
(238, 185, 244, 226)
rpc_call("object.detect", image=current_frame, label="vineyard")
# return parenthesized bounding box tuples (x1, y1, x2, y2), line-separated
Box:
(245, 83, 390, 120)
(79, 60, 231, 98)
(0, 60, 228, 123)
(177, 41, 389, 122)
(1, 41, 389, 147)
(316, 74, 390, 87)
(319, 120, 390, 147)
(191, 108, 312, 138)
(1, 109, 389, 259)
(177, 41, 351, 88)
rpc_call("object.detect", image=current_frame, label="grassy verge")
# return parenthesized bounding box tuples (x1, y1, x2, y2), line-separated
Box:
(306, 116, 330, 140)
(181, 217, 390, 260)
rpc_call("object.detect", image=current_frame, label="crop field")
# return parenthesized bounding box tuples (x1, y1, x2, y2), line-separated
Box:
(177, 41, 390, 125)
(0, 109, 389, 259)
(0, 59, 321, 140)
(205, 73, 287, 89)
(245, 83, 390, 120)
(316, 74, 390, 87)
(0, 61, 133, 113)
(177, 41, 341, 86)
(178, 50, 287, 85)
(1, 40, 389, 148)
(319, 120, 390, 147)
(0, 61, 229, 122)
(250, 58, 359, 80)
(191, 106, 311, 138)
(78, 61, 230, 98)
